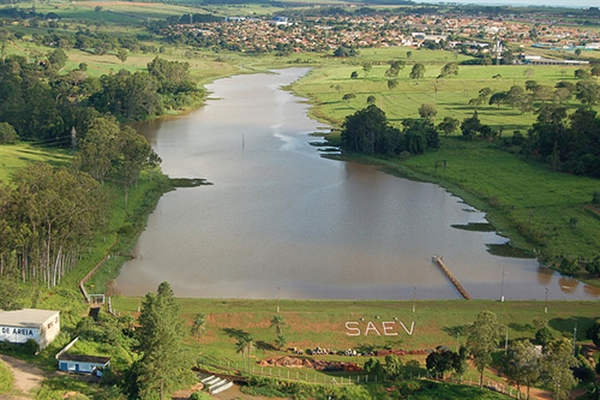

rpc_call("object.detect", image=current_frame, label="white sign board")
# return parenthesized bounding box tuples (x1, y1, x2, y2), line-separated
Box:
(0, 326, 41, 344)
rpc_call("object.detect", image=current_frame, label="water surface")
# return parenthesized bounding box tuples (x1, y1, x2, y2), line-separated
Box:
(115, 68, 599, 301)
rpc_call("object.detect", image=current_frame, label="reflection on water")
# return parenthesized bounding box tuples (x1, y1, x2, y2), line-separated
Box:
(115, 68, 599, 301)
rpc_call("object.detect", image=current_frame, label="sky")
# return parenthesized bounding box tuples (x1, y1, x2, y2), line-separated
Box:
(416, 0, 599, 8)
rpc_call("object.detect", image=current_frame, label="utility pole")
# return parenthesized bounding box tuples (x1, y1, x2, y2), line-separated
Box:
(412, 286, 416, 313)
(544, 287, 548, 313)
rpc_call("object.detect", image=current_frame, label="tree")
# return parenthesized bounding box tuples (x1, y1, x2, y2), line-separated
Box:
(116, 48, 128, 64)
(505, 85, 527, 109)
(366, 95, 376, 105)
(440, 62, 458, 78)
(0, 276, 24, 310)
(534, 326, 554, 347)
(437, 116, 460, 136)
(113, 126, 161, 206)
(236, 333, 255, 359)
(418, 103, 437, 120)
(0, 121, 18, 144)
(410, 63, 425, 79)
(383, 354, 403, 381)
(270, 315, 286, 337)
(466, 310, 502, 388)
(364, 358, 384, 379)
(73, 116, 121, 184)
(461, 111, 482, 140)
(387, 79, 398, 90)
(350, 71, 359, 79)
(426, 347, 459, 379)
(191, 313, 206, 345)
(361, 62, 372, 77)
(575, 80, 599, 106)
(136, 282, 195, 400)
(342, 93, 356, 102)
(502, 340, 541, 400)
(541, 338, 578, 400)
(341, 105, 400, 155)
(489, 92, 507, 108)
(587, 320, 600, 347)
(275, 334, 287, 351)
(47, 48, 68, 71)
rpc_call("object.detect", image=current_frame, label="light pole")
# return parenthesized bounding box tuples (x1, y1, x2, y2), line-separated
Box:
(277, 286, 280, 313)
(500, 268, 505, 302)
(412, 287, 416, 313)
(544, 287, 548, 313)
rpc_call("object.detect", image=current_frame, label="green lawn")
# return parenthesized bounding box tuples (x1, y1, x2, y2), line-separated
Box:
(0, 144, 71, 183)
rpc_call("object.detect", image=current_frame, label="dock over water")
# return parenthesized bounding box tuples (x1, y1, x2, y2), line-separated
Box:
(432, 256, 473, 300)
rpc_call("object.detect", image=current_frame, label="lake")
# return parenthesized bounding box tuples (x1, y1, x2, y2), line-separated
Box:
(114, 68, 599, 301)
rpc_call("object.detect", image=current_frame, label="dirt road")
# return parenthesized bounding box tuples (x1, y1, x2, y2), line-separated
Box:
(0, 354, 45, 399)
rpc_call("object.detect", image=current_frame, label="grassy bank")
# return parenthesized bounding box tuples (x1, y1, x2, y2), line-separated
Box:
(291, 57, 600, 276)
(112, 296, 598, 361)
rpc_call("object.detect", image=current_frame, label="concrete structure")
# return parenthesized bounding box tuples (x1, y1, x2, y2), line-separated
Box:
(0, 309, 60, 350)
(57, 354, 110, 376)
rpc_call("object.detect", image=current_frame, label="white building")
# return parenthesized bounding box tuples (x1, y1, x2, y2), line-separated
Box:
(0, 309, 60, 350)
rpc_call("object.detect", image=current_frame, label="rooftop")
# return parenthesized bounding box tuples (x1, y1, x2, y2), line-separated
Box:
(0, 309, 59, 328)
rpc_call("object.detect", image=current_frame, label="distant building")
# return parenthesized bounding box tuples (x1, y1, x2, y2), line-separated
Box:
(57, 354, 110, 376)
(523, 55, 589, 66)
(0, 309, 60, 350)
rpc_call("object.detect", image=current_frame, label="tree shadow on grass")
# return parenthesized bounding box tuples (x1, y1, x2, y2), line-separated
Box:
(256, 340, 276, 351)
(548, 316, 596, 337)
(508, 322, 534, 332)
(222, 328, 249, 341)
(442, 324, 469, 338)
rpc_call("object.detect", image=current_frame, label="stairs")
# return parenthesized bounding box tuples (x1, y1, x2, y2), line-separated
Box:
(199, 373, 234, 395)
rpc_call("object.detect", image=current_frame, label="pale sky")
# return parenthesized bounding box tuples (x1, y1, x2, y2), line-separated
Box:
(417, 0, 599, 8)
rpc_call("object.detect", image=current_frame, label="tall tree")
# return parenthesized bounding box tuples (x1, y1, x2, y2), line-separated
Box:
(410, 63, 425, 79)
(467, 310, 502, 388)
(190, 313, 206, 345)
(270, 315, 286, 337)
(136, 282, 194, 400)
(502, 339, 541, 399)
(541, 338, 578, 400)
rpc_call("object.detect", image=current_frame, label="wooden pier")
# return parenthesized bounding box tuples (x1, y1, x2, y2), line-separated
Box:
(432, 256, 472, 300)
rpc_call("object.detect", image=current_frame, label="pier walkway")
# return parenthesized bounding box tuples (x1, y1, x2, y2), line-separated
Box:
(432, 256, 472, 300)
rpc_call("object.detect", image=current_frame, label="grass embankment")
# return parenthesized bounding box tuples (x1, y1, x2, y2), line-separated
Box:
(292, 53, 600, 267)
(113, 296, 598, 376)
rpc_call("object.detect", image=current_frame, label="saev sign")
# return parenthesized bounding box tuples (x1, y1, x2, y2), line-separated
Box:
(345, 320, 415, 336)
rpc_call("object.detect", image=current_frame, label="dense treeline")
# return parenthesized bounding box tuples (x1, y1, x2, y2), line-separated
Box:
(525, 106, 600, 177)
(0, 50, 202, 145)
(0, 49, 181, 287)
(341, 105, 439, 156)
(0, 115, 160, 287)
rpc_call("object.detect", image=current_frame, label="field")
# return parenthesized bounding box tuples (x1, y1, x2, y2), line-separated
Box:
(0, 144, 71, 183)
(109, 295, 599, 391)
(293, 48, 588, 132)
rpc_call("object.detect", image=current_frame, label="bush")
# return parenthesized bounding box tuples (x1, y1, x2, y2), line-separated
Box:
(22, 339, 40, 355)
(0, 122, 18, 144)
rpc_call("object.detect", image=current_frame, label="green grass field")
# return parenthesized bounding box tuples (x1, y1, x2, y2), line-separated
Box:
(112, 296, 598, 363)
(0, 144, 71, 183)
(293, 53, 589, 132)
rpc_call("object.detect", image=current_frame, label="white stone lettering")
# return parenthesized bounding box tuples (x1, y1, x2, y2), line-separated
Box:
(381, 321, 398, 336)
(345, 321, 360, 336)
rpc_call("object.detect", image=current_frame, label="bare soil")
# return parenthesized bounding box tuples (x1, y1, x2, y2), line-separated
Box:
(0, 355, 45, 399)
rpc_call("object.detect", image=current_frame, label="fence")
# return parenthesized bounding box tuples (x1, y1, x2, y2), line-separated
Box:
(197, 354, 521, 398)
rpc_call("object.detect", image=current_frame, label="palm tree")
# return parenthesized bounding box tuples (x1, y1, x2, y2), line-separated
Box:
(236, 334, 255, 359)
(191, 313, 206, 345)
(270, 315, 286, 336)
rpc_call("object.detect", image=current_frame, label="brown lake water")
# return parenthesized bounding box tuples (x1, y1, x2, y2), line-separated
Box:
(114, 68, 600, 301)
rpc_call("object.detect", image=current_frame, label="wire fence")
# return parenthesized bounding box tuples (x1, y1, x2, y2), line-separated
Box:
(197, 354, 521, 398)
